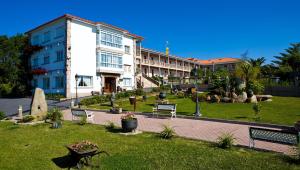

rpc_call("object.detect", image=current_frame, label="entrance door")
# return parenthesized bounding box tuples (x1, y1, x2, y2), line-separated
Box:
(104, 77, 116, 93)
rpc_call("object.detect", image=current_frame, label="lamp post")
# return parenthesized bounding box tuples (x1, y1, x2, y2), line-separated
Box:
(75, 74, 79, 106)
(191, 68, 201, 118)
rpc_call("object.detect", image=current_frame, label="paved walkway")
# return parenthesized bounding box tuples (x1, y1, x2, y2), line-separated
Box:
(63, 110, 291, 154)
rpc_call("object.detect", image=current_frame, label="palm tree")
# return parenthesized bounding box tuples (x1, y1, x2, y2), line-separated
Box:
(248, 57, 266, 67)
(235, 61, 260, 88)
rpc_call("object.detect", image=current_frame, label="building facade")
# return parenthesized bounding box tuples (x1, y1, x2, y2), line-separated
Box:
(26, 14, 143, 98)
(27, 14, 240, 97)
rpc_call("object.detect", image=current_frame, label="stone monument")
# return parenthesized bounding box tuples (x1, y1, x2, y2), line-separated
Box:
(30, 88, 48, 120)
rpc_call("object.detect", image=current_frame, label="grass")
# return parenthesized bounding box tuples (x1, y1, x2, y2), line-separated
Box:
(0, 121, 299, 169)
(85, 95, 300, 126)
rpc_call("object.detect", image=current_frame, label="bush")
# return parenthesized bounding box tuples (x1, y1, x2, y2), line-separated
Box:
(191, 92, 208, 102)
(47, 107, 63, 121)
(160, 125, 175, 139)
(177, 91, 185, 98)
(79, 95, 109, 106)
(45, 93, 65, 100)
(151, 87, 161, 93)
(105, 121, 116, 130)
(19, 115, 35, 123)
(79, 116, 87, 125)
(253, 103, 262, 121)
(0, 111, 5, 120)
(135, 88, 144, 96)
(248, 81, 264, 94)
(216, 132, 235, 149)
(0, 83, 13, 97)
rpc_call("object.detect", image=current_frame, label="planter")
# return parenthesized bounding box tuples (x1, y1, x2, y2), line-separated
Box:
(52, 121, 62, 129)
(159, 92, 166, 100)
(121, 118, 138, 132)
(129, 96, 136, 105)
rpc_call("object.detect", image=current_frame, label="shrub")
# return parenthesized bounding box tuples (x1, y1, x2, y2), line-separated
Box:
(160, 125, 175, 139)
(135, 88, 144, 96)
(191, 92, 208, 102)
(0, 111, 5, 120)
(45, 93, 65, 100)
(0, 83, 13, 97)
(177, 91, 185, 98)
(47, 107, 63, 121)
(105, 121, 116, 130)
(79, 116, 87, 125)
(253, 103, 262, 121)
(151, 87, 161, 93)
(216, 132, 235, 149)
(248, 81, 265, 94)
(79, 95, 109, 106)
(19, 115, 35, 123)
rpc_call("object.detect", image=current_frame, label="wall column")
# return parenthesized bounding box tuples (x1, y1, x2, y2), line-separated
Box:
(65, 19, 72, 98)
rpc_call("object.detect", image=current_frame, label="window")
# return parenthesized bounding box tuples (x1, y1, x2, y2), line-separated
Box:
(55, 76, 64, 89)
(55, 26, 64, 38)
(43, 77, 50, 89)
(32, 58, 38, 67)
(98, 51, 122, 68)
(43, 31, 51, 43)
(43, 55, 50, 64)
(56, 50, 64, 62)
(124, 65, 131, 73)
(77, 75, 93, 87)
(32, 35, 39, 45)
(123, 78, 131, 86)
(100, 30, 122, 48)
(125, 45, 130, 54)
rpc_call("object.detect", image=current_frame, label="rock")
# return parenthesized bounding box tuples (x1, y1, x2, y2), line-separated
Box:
(231, 92, 238, 103)
(221, 97, 231, 103)
(30, 88, 48, 120)
(211, 95, 220, 103)
(249, 95, 257, 103)
(237, 92, 247, 103)
(256, 95, 273, 101)
(265, 99, 272, 102)
(206, 95, 211, 101)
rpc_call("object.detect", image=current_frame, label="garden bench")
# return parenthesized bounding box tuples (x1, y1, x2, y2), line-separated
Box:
(249, 127, 299, 148)
(153, 104, 176, 118)
(71, 109, 94, 123)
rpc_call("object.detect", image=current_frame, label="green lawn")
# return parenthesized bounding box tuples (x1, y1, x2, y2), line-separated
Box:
(85, 95, 300, 126)
(0, 121, 299, 169)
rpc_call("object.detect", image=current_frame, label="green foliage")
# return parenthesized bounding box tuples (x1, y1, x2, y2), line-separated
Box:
(79, 95, 109, 106)
(105, 121, 116, 130)
(177, 91, 185, 98)
(253, 103, 262, 121)
(45, 94, 64, 100)
(0, 34, 40, 97)
(47, 107, 63, 121)
(19, 115, 35, 123)
(216, 132, 235, 149)
(135, 88, 144, 96)
(160, 85, 171, 91)
(79, 116, 87, 125)
(151, 87, 161, 93)
(248, 81, 264, 94)
(191, 92, 208, 102)
(0, 111, 5, 120)
(160, 125, 175, 139)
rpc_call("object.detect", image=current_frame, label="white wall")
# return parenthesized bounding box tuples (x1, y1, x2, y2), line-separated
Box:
(70, 20, 100, 97)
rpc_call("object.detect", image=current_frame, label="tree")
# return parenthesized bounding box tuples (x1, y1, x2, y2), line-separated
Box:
(273, 43, 300, 80)
(248, 57, 266, 67)
(0, 34, 40, 97)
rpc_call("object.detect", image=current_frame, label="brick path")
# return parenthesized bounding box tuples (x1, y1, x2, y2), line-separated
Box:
(63, 110, 291, 154)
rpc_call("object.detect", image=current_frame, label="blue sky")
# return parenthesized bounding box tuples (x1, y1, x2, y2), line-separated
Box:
(1, 0, 300, 63)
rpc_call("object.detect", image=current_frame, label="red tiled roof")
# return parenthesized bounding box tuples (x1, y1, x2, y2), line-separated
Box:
(26, 14, 143, 40)
(188, 57, 240, 65)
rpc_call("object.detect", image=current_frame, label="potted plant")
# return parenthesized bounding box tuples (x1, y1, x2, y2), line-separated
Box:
(159, 92, 166, 100)
(121, 112, 137, 132)
(47, 107, 63, 128)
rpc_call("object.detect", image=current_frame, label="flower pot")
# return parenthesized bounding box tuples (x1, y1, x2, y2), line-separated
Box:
(129, 96, 136, 105)
(159, 92, 166, 100)
(121, 118, 137, 132)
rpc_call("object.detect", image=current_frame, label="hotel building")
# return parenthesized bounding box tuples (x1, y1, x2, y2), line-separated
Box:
(26, 14, 240, 98)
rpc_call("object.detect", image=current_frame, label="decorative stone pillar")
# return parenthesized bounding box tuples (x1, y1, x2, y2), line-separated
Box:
(65, 19, 72, 98)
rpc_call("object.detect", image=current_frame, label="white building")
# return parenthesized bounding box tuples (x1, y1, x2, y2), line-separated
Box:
(26, 14, 143, 98)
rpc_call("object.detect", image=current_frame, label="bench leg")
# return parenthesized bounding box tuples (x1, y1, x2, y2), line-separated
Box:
(249, 138, 255, 148)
